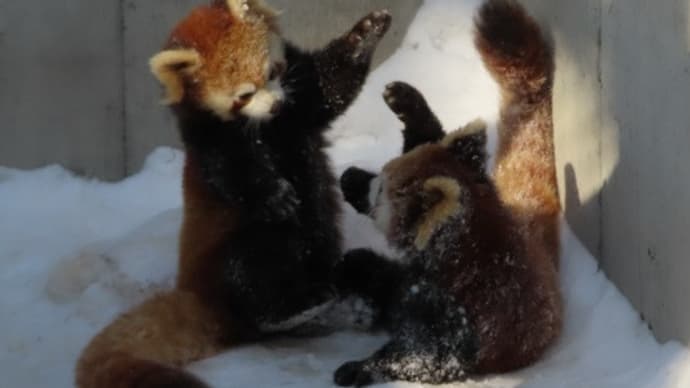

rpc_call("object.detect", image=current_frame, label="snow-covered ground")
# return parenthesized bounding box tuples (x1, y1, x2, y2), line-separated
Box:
(2, 0, 690, 387)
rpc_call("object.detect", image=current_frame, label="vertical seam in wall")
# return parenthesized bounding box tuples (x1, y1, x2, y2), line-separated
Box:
(119, 0, 129, 178)
(597, 0, 604, 260)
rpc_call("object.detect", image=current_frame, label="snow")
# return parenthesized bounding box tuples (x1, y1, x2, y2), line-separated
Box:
(1, 0, 689, 387)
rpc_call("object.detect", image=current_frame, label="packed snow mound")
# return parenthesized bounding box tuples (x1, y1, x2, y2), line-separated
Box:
(1, 0, 690, 387)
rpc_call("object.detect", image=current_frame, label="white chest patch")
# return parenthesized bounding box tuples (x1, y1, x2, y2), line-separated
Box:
(369, 176, 393, 236)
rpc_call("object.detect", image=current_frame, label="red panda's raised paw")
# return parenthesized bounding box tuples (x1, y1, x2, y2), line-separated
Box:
(382, 81, 445, 152)
(383, 81, 430, 123)
(347, 10, 392, 62)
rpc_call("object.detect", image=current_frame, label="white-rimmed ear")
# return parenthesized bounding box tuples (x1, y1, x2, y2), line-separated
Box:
(415, 177, 464, 250)
(226, 0, 278, 24)
(149, 49, 201, 104)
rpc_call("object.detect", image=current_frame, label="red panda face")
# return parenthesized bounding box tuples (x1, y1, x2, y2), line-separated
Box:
(345, 120, 490, 251)
(149, 0, 286, 122)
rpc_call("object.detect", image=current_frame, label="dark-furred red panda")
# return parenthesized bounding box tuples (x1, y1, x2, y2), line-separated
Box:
(335, 0, 561, 385)
(75, 1, 391, 387)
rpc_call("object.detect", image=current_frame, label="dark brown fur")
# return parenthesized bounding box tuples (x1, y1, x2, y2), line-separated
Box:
(383, 134, 561, 375)
(334, 1, 561, 385)
(76, 1, 391, 387)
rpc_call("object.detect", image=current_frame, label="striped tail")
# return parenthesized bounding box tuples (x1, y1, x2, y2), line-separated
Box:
(475, 0, 561, 268)
(76, 290, 234, 388)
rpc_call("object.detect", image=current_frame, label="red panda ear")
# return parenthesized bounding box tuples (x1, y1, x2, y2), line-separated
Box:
(415, 177, 464, 250)
(225, 0, 278, 26)
(149, 49, 202, 105)
(441, 119, 488, 175)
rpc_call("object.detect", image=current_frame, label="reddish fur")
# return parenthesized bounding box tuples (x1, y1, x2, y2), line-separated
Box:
(475, 0, 561, 270)
(77, 2, 390, 386)
(75, 159, 260, 388)
(359, 0, 562, 375)
(168, 4, 236, 56)
(473, 0, 562, 370)
(177, 152, 241, 300)
(76, 4, 269, 388)
(383, 144, 561, 373)
(454, 180, 559, 373)
(166, 2, 273, 103)
(76, 291, 232, 388)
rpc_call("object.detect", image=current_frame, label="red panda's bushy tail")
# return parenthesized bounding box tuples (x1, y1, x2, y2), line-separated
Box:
(76, 290, 233, 388)
(474, 0, 561, 268)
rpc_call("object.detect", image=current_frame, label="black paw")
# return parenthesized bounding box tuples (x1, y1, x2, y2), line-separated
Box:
(347, 10, 392, 62)
(383, 81, 429, 123)
(334, 361, 375, 387)
(260, 179, 300, 222)
(340, 167, 376, 214)
(383, 82, 445, 153)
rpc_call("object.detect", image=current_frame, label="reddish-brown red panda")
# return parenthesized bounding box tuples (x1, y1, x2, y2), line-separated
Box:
(335, 0, 561, 385)
(75, 1, 392, 387)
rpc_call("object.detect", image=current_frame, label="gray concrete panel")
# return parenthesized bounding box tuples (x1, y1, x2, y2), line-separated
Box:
(122, 0, 196, 175)
(524, 0, 690, 345)
(601, 0, 690, 343)
(0, 0, 125, 180)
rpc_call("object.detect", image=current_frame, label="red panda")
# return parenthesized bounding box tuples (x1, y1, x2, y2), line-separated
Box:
(75, 1, 392, 387)
(335, 0, 561, 385)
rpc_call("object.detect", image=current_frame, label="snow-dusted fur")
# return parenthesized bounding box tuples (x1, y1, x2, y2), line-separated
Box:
(3, 1, 690, 387)
(75, 2, 391, 387)
(334, 1, 561, 385)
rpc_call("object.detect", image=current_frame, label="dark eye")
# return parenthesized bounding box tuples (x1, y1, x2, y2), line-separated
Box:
(269, 62, 286, 81)
(237, 91, 255, 103)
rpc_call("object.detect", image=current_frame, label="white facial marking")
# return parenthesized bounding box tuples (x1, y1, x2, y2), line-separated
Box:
(368, 176, 381, 210)
(235, 82, 257, 98)
(369, 175, 393, 235)
(239, 82, 284, 120)
(205, 83, 257, 122)
(204, 93, 236, 121)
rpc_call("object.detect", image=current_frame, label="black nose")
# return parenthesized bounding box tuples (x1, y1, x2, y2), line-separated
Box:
(270, 100, 283, 115)
(340, 167, 376, 214)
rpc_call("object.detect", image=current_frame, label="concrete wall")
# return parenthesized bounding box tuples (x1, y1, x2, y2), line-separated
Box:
(0, 0, 420, 178)
(599, 0, 690, 343)
(521, 0, 690, 344)
(0, 0, 126, 180)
